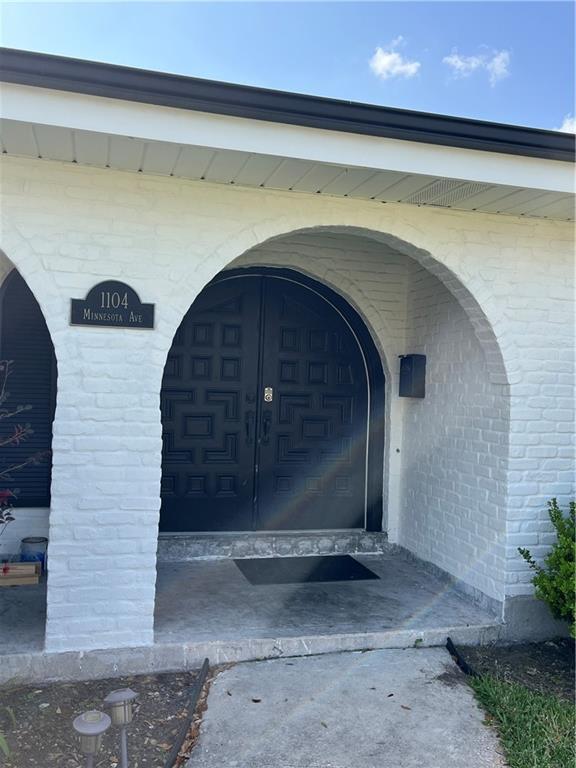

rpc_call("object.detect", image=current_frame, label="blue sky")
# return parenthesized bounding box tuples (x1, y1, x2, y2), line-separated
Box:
(1, 2, 574, 131)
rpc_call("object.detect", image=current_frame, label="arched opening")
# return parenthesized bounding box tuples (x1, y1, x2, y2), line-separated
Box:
(160, 267, 385, 533)
(154, 226, 510, 652)
(0, 266, 57, 655)
(0, 269, 56, 517)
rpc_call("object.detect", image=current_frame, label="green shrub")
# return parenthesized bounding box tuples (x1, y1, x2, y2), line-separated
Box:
(518, 498, 575, 637)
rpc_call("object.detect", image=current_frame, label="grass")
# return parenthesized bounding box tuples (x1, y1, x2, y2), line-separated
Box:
(470, 675, 575, 768)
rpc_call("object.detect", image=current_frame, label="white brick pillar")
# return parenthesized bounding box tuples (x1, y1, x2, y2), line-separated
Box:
(45, 330, 165, 653)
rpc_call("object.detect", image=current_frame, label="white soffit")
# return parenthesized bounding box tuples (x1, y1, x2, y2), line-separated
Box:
(0, 84, 574, 222)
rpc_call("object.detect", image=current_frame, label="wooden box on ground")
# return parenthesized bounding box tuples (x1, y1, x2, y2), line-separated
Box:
(0, 561, 40, 586)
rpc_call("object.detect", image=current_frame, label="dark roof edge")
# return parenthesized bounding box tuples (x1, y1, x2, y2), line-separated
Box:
(1, 47, 574, 163)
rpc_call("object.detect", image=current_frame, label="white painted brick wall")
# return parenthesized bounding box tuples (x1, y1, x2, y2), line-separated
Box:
(400, 268, 509, 600)
(0, 155, 573, 651)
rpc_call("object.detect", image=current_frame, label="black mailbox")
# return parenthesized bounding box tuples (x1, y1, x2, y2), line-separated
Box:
(399, 354, 426, 398)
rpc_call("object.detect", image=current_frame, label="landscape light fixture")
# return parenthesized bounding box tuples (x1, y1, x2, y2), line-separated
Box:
(72, 710, 111, 768)
(104, 687, 138, 768)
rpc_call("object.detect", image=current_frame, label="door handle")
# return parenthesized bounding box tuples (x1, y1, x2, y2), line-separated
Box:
(245, 410, 255, 445)
(261, 411, 272, 444)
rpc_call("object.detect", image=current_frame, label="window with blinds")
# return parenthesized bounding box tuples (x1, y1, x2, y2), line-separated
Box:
(0, 270, 56, 507)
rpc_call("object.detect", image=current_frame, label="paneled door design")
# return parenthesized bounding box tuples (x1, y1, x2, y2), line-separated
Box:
(160, 272, 368, 532)
(160, 277, 261, 531)
(256, 277, 367, 529)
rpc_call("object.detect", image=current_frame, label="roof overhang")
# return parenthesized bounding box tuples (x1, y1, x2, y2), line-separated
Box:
(0, 48, 574, 221)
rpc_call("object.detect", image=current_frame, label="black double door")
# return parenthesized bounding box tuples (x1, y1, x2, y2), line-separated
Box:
(160, 272, 368, 532)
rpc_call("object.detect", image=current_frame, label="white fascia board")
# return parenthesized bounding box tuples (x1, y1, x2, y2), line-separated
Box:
(1, 82, 574, 194)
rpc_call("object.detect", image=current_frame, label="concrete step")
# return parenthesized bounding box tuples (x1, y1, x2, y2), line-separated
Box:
(157, 531, 391, 561)
(0, 622, 503, 686)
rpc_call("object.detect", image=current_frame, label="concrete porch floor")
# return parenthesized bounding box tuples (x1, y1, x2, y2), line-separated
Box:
(0, 551, 502, 684)
(154, 552, 498, 644)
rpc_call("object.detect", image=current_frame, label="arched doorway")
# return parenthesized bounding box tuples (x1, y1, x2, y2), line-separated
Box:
(160, 267, 384, 533)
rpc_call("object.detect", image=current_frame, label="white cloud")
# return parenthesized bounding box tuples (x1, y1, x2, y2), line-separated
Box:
(442, 52, 484, 77)
(443, 48, 510, 87)
(557, 114, 576, 133)
(485, 50, 510, 86)
(370, 37, 421, 81)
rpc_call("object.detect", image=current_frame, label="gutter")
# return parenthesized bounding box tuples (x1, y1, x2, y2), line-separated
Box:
(0, 47, 574, 163)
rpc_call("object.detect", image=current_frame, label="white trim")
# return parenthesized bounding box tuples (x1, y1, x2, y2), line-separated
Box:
(1, 82, 573, 194)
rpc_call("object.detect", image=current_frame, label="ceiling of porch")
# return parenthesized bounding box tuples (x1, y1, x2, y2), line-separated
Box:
(1, 117, 574, 221)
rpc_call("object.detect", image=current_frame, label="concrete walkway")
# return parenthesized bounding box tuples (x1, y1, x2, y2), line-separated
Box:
(187, 648, 505, 768)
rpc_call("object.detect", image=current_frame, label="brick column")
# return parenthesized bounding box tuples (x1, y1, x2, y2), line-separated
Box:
(45, 332, 165, 652)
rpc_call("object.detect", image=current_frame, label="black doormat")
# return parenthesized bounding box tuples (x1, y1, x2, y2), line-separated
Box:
(234, 555, 379, 585)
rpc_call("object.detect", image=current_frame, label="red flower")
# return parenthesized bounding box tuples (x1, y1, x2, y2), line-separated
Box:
(0, 489, 15, 506)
